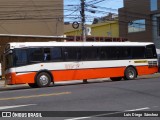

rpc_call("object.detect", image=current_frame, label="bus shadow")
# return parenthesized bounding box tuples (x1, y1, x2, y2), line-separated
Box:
(53, 79, 123, 87)
(54, 77, 158, 87)
(0, 77, 156, 92)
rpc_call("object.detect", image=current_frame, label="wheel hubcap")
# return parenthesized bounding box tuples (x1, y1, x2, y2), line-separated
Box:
(39, 75, 49, 86)
(128, 70, 134, 79)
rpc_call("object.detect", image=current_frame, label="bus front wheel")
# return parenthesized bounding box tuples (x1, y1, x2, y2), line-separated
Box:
(124, 67, 137, 80)
(36, 72, 51, 87)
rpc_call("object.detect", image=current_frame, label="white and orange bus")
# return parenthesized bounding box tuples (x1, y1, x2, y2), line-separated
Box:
(4, 42, 158, 87)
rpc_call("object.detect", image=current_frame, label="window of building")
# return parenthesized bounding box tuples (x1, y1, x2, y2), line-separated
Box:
(128, 19, 146, 33)
(150, 0, 158, 11)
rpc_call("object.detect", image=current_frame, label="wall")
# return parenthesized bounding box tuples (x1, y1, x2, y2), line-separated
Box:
(0, 0, 64, 36)
(64, 21, 119, 38)
(119, 0, 152, 42)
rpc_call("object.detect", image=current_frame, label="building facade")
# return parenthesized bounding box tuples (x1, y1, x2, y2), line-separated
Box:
(0, 34, 66, 77)
(64, 20, 120, 39)
(119, 0, 160, 48)
(0, 0, 64, 76)
(0, 0, 64, 36)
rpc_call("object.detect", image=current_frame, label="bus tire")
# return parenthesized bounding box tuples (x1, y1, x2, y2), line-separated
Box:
(110, 77, 122, 81)
(36, 72, 51, 87)
(124, 67, 137, 80)
(28, 83, 38, 88)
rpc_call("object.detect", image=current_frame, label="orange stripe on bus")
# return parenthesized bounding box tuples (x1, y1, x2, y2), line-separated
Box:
(136, 66, 158, 75)
(52, 67, 125, 81)
(5, 66, 158, 84)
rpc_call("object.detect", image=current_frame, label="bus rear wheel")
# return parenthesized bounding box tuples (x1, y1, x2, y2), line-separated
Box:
(110, 77, 122, 81)
(124, 67, 137, 80)
(36, 72, 51, 87)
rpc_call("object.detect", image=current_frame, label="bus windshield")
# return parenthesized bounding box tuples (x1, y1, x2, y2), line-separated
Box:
(15, 49, 28, 67)
(5, 49, 29, 69)
(146, 44, 157, 58)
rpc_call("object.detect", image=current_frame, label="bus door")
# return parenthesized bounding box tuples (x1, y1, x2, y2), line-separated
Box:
(14, 49, 28, 83)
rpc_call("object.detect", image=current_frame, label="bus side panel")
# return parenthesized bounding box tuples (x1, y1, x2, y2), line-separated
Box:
(6, 66, 158, 85)
(136, 66, 158, 75)
(14, 72, 36, 84)
(5, 72, 16, 85)
(52, 67, 126, 81)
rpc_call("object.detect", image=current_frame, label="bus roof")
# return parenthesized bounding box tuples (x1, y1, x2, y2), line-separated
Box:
(7, 42, 154, 49)
(0, 34, 66, 39)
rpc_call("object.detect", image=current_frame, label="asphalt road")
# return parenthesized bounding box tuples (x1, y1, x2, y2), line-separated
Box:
(0, 78, 160, 120)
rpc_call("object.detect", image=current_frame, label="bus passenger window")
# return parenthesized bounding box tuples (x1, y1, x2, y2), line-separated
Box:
(44, 53, 50, 61)
(15, 49, 28, 66)
(76, 51, 81, 60)
(63, 47, 81, 61)
(50, 47, 62, 61)
(107, 47, 119, 60)
(120, 47, 132, 59)
(132, 47, 145, 59)
(44, 48, 51, 61)
(82, 47, 98, 61)
(29, 48, 43, 62)
(99, 48, 108, 60)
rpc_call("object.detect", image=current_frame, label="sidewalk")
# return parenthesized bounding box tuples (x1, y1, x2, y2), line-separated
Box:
(0, 80, 29, 89)
(137, 73, 160, 79)
(0, 73, 160, 88)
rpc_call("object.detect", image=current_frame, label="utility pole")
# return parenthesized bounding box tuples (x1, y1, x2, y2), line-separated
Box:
(81, 0, 86, 42)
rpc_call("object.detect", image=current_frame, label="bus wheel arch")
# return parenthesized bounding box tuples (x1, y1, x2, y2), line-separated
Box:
(124, 66, 137, 80)
(35, 70, 53, 87)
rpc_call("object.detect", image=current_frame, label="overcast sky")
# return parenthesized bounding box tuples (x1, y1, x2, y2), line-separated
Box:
(64, 0, 124, 23)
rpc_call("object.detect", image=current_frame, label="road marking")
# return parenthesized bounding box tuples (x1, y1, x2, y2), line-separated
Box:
(65, 117, 91, 120)
(0, 104, 36, 110)
(153, 106, 159, 108)
(0, 92, 71, 101)
(65, 107, 150, 120)
(126, 107, 150, 112)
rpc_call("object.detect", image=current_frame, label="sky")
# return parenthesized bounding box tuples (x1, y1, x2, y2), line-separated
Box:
(64, 0, 124, 24)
